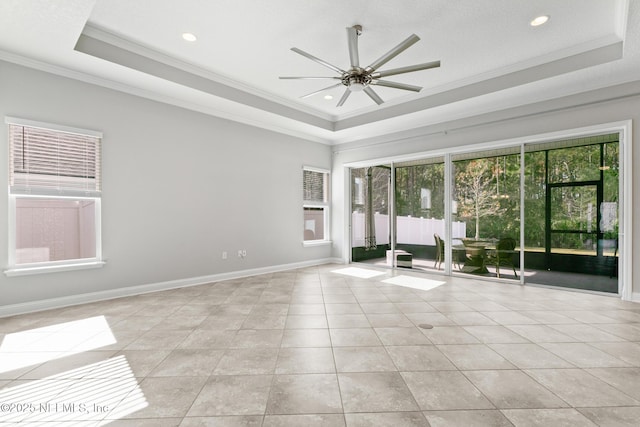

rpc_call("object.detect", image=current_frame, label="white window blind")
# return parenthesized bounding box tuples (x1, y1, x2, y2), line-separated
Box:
(303, 169, 328, 203)
(8, 121, 101, 196)
(303, 167, 329, 242)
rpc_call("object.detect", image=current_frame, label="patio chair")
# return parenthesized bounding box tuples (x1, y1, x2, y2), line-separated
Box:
(485, 237, 518, 278)
(434, 233, 461, 270)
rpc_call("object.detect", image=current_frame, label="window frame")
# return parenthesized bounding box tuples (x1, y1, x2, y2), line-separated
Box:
(5, 117, 104, 276)
(302, 166, 331, 246)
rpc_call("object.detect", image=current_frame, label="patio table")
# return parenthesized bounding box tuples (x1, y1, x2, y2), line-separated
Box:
(458, 239, 497, 274)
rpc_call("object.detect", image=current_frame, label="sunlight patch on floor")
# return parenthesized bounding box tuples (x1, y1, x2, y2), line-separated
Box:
(382, 275, 446, 291)
(0, 355, 147, 423)
(0, 316, 116, 374)
(331, 267, 387, 279)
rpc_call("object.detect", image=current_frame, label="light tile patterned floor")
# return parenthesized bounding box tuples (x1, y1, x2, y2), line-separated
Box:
(1, 264, 640, 426)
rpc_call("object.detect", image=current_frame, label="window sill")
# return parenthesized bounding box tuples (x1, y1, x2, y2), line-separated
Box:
(303, 240, 332, 247)
(5, 261, 106, 277)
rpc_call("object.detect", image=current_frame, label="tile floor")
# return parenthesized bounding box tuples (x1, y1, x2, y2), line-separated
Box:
(1, 264, 640, 426)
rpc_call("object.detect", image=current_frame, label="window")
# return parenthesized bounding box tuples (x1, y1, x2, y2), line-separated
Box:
(6, 117, 103, 275)
(303, 167, 329, 242)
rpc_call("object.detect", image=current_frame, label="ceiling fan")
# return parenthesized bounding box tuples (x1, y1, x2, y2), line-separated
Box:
(280, 25, 440, 107)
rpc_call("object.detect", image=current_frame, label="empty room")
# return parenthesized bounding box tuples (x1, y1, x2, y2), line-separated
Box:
(1, 1, 640, 426)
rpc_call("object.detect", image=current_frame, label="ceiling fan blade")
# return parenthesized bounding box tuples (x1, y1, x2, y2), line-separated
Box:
(300, 83, 343, 99)
(291, 47, 345, 74)
(365, 34, 420, 73)
(336, 88, 351, 107)
(363, 86, 384, 105)
(371, 80, 422, 92)
(347, 26, 360, 68)
(373, 61, 441, 78)
(279, 76, 341, 80)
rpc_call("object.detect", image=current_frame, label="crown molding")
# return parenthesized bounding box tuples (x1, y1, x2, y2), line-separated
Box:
(0, 51, 334, 144)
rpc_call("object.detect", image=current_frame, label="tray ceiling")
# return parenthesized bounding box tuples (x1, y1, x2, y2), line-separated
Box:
(0, 0, 638, 144)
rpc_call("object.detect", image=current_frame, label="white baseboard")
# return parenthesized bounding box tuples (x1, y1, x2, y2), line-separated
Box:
(632, 292, 640, 303)
(0, 257, 342, 318)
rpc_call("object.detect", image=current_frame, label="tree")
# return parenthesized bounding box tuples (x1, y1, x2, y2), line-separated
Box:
(524, 152, 546, 247)
(455, 158, 504, 239)
(351, 166, 390, 215)
(395, 163, 445, 218)
(352, 140, 618, 254)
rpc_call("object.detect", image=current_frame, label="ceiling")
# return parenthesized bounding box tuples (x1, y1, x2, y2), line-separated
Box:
(0, 0, 638, 145)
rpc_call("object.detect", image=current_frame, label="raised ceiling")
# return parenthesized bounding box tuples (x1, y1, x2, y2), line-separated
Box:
(0, 0, 638, 144)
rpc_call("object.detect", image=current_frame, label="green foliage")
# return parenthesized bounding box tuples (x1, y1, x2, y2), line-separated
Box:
(351, 166, 390, 214)
(454, 157, 513, 239)
(353, 141, 619, 251)
(395, 163, 445, 218)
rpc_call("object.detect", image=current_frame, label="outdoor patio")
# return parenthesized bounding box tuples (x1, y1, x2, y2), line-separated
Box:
(360, 256, 619, 294)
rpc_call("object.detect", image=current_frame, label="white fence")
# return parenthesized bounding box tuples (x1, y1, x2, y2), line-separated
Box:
(352, 213, 466, 247)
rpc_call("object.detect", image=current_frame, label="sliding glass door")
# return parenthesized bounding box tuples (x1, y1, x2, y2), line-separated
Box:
(348, 132, 621, 294)
(523, 135, 620, 292)
(394, 158, 445, 271)
(451, 149, 521, 280)
(351, 165, 391, 266)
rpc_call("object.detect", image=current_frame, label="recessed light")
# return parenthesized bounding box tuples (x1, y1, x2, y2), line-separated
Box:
(182, 32, 197, 42)
(324, 95, 334, 100)
(530, 15, 550, 27)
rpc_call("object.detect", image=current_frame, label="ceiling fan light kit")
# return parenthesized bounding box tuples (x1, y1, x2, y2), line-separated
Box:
(280, 25, 441, 107)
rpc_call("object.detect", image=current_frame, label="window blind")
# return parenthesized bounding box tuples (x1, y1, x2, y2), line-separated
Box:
(8, 123, 101, 196)
(303, 169, 327, 203)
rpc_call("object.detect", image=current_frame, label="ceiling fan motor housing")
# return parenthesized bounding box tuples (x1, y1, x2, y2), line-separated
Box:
(343, 71, 372, 91)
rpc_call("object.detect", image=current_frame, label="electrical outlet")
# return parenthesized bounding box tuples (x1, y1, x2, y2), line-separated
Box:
(222, 251, 227, 260)
(242, 249, 247, 257)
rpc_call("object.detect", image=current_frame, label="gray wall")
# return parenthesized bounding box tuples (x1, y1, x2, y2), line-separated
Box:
(2, 57, 637, 311)
(0, 60, 332, 310)
(331, 92, 639, 298)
